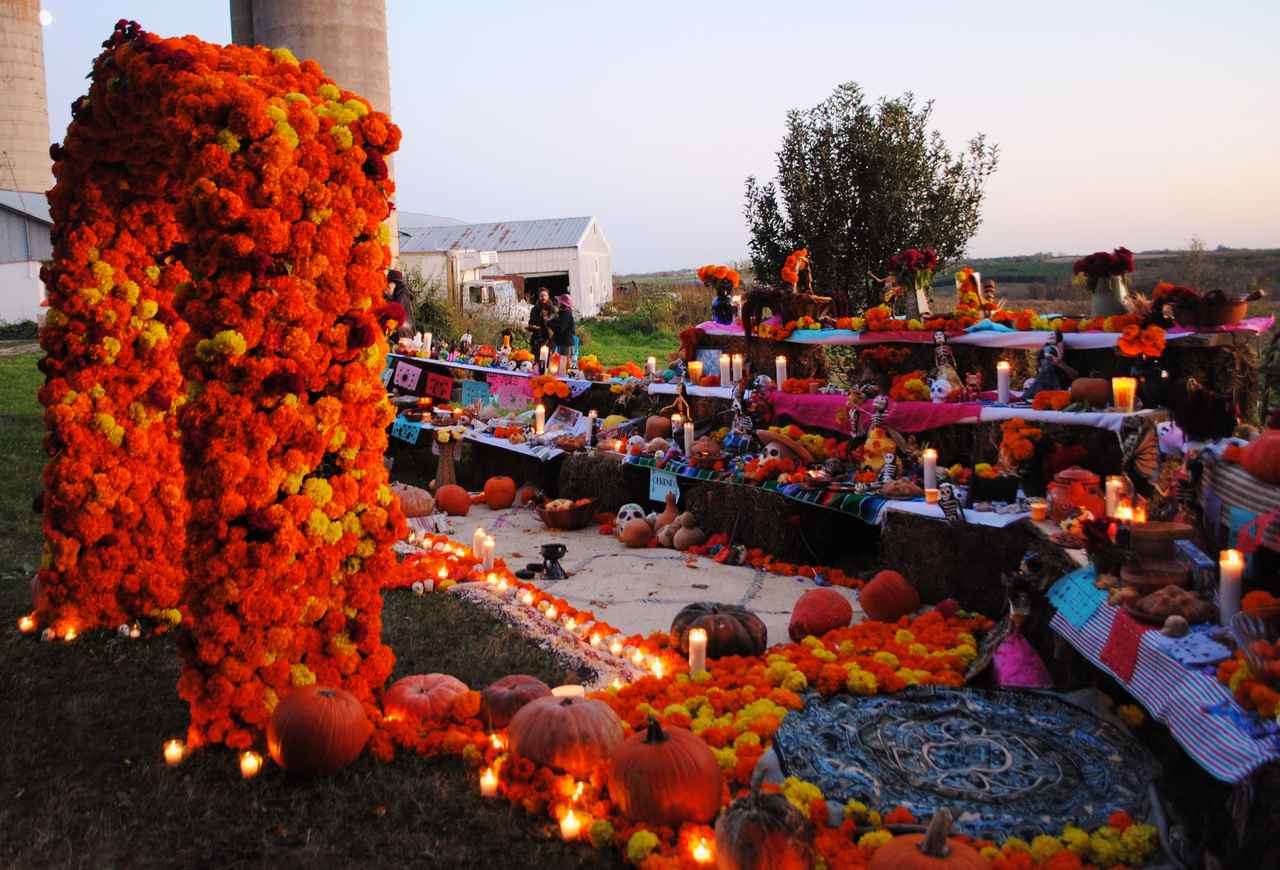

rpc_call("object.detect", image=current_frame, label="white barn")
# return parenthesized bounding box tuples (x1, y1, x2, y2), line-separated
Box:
(0, 189, 51, 324)
(399, 216, 612, 317)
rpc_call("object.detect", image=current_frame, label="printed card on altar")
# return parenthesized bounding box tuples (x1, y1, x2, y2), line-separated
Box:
(424, 372, 454, 402)
(460, 379, 493, 407)
(389, 417, 421, 445)
(392, 361, 423, 391)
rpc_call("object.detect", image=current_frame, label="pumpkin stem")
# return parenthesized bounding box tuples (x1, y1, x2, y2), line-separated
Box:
(643, 715, 669, 744)
(918, 808, 955, 858)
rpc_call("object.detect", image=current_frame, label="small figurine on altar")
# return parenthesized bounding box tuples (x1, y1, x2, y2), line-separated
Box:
(982, 278, 1003, 312)
(876, 272, 905, 316)
(876, 452, 899, 486)
(963, 371, 983, 402)
(1021, 330, 1077, 400)
(938, 482, 967, 525)
(933, 331, 962, 391)
(930, 377, 953, 404)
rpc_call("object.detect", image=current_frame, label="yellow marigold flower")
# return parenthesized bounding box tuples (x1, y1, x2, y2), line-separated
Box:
(712, 746, 737, 773)
(782, 670, 808, 693)
(733, 731, 761, 750)
(285, 91, 309, 103)
(306, 509, 329, 537)
(812, 648, 837, 663)
(857, 830, 893, 852)
(1029, 834, 1064, 862)
(1117, 703, 1146, 729)
(327, 632, 356, 656)
(873, 651, 899, 669)
(781, 777, 823, 818)
(802, 636, 823, 649)
(844, 800, 869, 822)
(691, 669, 712, 683)
(274, 120, 299, 149)
(626, 831, 658, 864)
(589, 819, 614, 850)
(846, 668, 878, 696)
(953, 644, 977, 665)
(1121, 824, 1158, 864)
(118, 279, 140, 304)
(330, 124, 354, 150)
(980, 846, 1001, 860)
(317, 83, 341, 100)
(144, 265, 161, 282)
(1003, 837, 1030, 852)
(343, 98, 370, 117)
(303, 477, 334, 508)
(1088, 828, 1127, 866)
(663, 703, 692, 720)
(957, 632, 976, 646)
(377, 223, 391, 245)
(894, 629, 916, 644)
(290, 664, 316, 687)
(137, 299, 159, 319)
(264, 688, 279, 712)
(908, 642, 928, 657)
(270, 46, 300, 66)
(264, 104, 287, 123)
(1063, 826, 1091, 853)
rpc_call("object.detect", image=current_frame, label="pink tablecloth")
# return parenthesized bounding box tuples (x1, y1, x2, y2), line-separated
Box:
(767, 390, 981, 434)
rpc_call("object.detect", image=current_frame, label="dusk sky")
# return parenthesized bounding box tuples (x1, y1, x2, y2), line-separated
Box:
(38, 1, 1280, 273)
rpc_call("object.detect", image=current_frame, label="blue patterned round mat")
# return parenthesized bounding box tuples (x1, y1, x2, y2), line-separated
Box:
(772, 687, 1159, 841)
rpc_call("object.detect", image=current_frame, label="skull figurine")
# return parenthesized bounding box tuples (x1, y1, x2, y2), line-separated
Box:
(615, 503, 646, 530)
(930, 377, 951, 404)
(517, 360, 533, 373)
(762, 440, 789, 462)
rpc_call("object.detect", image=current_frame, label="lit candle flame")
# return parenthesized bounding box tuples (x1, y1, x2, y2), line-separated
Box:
(63, 628, 77, 642)
(692, 838, 713, 864)
(631, 649, 644, 666)
(480, 766, 498, 798)
(17, 614, 36, 633)
(490, 732, 505, 751)
(610, 639, 624, 656)
(163, 739, 186, 767)
(239, 750, 263, 779)
(651, 659, 665, 679)
(589, 633, 601, 647)
(545, 606, 558, 621)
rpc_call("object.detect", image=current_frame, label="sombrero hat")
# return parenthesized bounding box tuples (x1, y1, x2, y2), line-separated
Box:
(756, 429, 813, 465)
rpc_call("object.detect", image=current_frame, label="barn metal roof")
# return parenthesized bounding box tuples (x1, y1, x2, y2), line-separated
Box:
(0, 189, 51, 225)
(401, 217, 592, 254)
(398, 211, 466, 230)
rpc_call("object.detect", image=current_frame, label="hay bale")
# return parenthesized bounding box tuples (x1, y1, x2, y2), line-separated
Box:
(558, 452, 640, 513)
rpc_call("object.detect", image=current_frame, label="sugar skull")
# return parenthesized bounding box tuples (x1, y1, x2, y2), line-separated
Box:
(930, 377, 951, 404)
(616, 503, 646, 529)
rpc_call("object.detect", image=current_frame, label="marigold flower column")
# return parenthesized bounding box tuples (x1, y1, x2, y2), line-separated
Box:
(36, 23, 192, 634)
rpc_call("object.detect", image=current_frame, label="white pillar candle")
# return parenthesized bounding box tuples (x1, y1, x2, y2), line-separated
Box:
(731, 354, 744, 384)
(423, 332, 432, 355)
(587, 409, 596, 446)
(688, 627, 708, 675)
(719, 353, 731, 386)
(688, 360, 703, 384)
(646, 356, 656, 377)
(1105, 476, 1124, 518)
(1219, 549, 1244, 626)
(683, 421, 695, 457)
(551, 684, 585, 699)
(472, 527, 486, 556)
(922, 448, 938, 490)
(996, 361, 1012, 404)
(479, 767, 498, 798)
(163, 739, 186, 767)
(534, 404, 545, 435)
(539, 345, 549, 367)
(482, 536, 496, 571)
(559, 809, 582, 841)
(775, 355, 788, 385)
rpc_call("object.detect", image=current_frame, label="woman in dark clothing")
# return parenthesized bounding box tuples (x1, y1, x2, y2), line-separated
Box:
(551, 294, 576, 356)
(527, 289, 554, 353)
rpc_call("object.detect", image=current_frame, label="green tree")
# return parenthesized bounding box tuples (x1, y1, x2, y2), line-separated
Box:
(744, 83, 998, 312)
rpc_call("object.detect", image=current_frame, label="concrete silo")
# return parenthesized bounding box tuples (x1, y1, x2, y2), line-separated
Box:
(0, 0, 53, 194)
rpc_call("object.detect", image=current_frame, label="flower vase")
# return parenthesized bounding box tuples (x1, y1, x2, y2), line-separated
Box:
(1090, 275, 1130, 317)
(913, 275, 934, 318)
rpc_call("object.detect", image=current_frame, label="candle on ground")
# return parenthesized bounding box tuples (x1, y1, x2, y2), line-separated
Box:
(480, 766, 498, 797)
(520, 589, 535, 606)
(163, 739, 186, 767)
(560, 809, 582, 841)
(651, 658, 666, 679)
(775, 355, 788, 385)
(609, 638, 625, 657)
(687, 360, 703, 384)
(692, 838, 714, 865)
(731, 354, 743, 383)
(472, 527, 486, 556)
(239, 750, 263, 779)
(482, 535, 496, 570)
(1112, 377, 1136, 413)
(17, 614, 35, 633)
(996, 361, 1012, 404)
(545, 606, 558, 621)
(534, 404, 545, 435)
(551, 685, 585, 699)
(719, 353, 731, 386)
(496, 578, 509, 597)
(687, 627, 708, 675)
(683, 421, 695, 457)
(921, 448, 938, 490)
(1219, 549, 1244, 626)
(589, 633, 601, 647)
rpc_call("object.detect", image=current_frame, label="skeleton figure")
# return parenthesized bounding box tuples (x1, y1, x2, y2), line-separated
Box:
(876, 452, 898, 485)
(964, 371, 982, 402)
(933, 331, 961, 389)
(938, 482, 967, 525)
(870, 394, 889, 430)
(724, 388, 755, 455)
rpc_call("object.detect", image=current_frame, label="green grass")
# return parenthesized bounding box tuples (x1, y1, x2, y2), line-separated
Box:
(578, 319, 678, 367)
(0, 352, 620, 869)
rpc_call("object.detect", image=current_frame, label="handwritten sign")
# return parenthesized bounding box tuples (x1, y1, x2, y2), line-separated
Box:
(489, 373, 534, 408)
(390, 417, 421, 445)
(424, 372, 454, 402)
(650, 468, 681, 504)
(460, 379, 493, 407)
(392, 361, 423, 391)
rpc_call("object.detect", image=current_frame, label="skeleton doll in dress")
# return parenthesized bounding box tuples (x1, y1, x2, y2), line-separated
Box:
(933, 331, 962, 392)
(876, 452, 899, 487)
(861, 394, 902, 476)
(938, 482, 967, 525)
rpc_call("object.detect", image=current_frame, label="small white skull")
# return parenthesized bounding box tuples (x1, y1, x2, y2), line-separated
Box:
(616, 503, 646, 528)
(518, 360, 533, 372)
(930, 377, 951, 404)
(762, 441, 789, 462)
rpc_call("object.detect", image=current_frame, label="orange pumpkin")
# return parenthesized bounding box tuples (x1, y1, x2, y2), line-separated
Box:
(671, 602, 768, 659)
(859, 570, 920, 622)
(608, 717, 723, 825)
(266, 685, 372, 776)
(480, 674, 551, 729)
(384, 673, 469, 722)
(714, 787, 815, 870)
(645, 416, 674, 439)
(620, 518, 653, 548)
(868, 809, 990, 870)
(483, 476, 517, 509)
(435, 484, 472, 516)
(508, 695, 624, 777)
(1069, 377, 1111, 408)
(789, 588, 854, 642)
(1227, 429, 1280, 484)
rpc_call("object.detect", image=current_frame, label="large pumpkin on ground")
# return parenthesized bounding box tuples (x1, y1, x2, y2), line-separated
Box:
(480, 674, 551, 729)
(267, 685, 372, 776)
(508, 695, 624, 777)
(714, 787, 815, 870)
(483, 476, 517, 509)
(671, 603, 768, 659)
(435, 484, 472, 516)
(384, 673, 469, 722)
(868, 809, 990, 870)
(608, 717, 723, 826)
(859, 570, 921, 623)
(789, 588, 854, 642)
(1227, 429, 1280, 484)
(392, 482, 435, 517)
